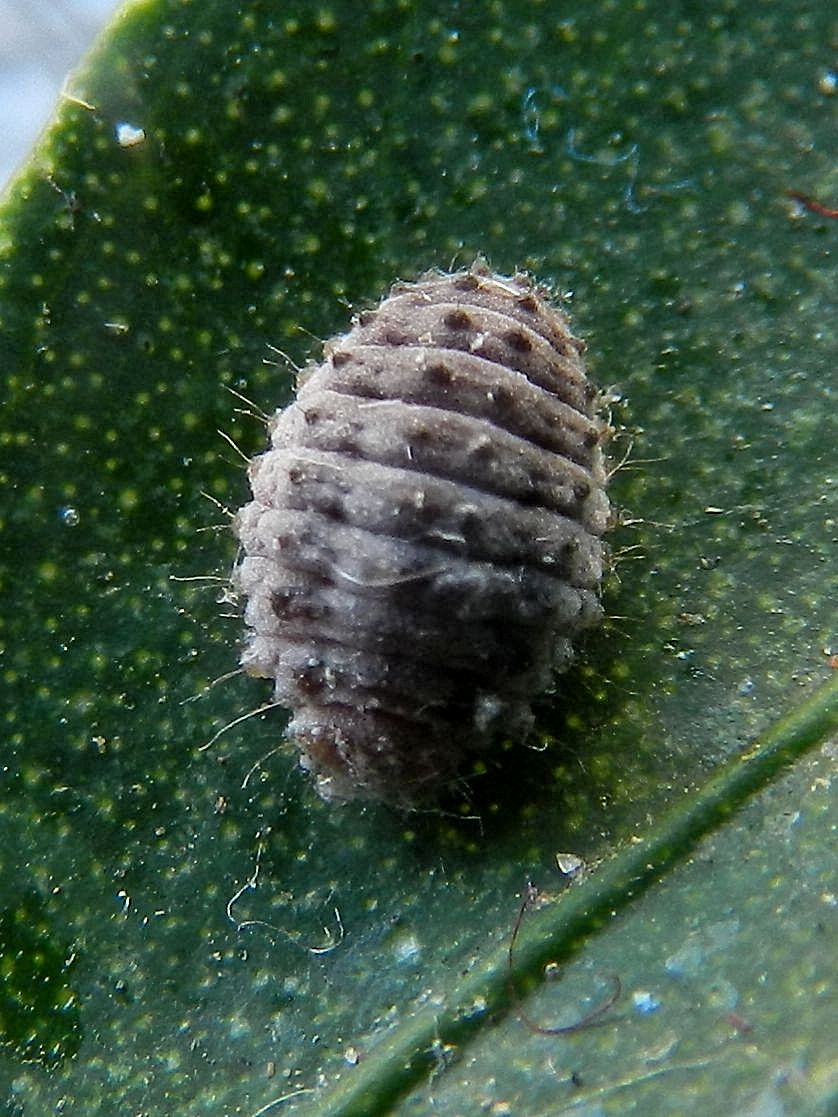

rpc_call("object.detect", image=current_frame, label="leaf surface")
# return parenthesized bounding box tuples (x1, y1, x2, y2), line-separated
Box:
(0, 2, 835, 1114)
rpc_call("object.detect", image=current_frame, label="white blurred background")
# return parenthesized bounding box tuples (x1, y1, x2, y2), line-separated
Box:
(0, 0, 122, 191)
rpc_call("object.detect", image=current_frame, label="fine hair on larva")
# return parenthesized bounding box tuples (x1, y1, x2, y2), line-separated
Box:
(233, 260, 611, 805)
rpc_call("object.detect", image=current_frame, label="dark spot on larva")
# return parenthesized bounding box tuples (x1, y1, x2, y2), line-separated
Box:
(295, 663, 327, 697)
(271, 586, 329, 623)
(270, 588, 293, 616)
(344, 377, 382, 400)
(469, 438, 495, 462)
(321, 498, 345, 521)
(234, 265, 611, 805)
(504, 329, 533, 353)
(383, 326, 410, 346)
(425, 363, 452, 386)
(489, 385, 514, 411)
(443, 308, 472, 331)
(458, 507, 483, 540)
(516, 293, 539, 313)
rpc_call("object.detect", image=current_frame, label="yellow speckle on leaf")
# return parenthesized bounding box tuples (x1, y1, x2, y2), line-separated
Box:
(118, 488, 140, 513)
(316, 9, 337, 34)
(38, 561, 60, 585)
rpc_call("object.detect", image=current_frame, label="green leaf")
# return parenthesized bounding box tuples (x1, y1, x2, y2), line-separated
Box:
(1, 1, 835, 1114)
(316, 672, 838, 1115)
(0, 891, 81, 1068)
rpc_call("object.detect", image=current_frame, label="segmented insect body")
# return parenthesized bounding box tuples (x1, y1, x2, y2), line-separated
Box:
(234, 263, 609, 803)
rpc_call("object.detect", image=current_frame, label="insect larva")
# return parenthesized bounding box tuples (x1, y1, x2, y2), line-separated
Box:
(234, 262, 609, 804)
